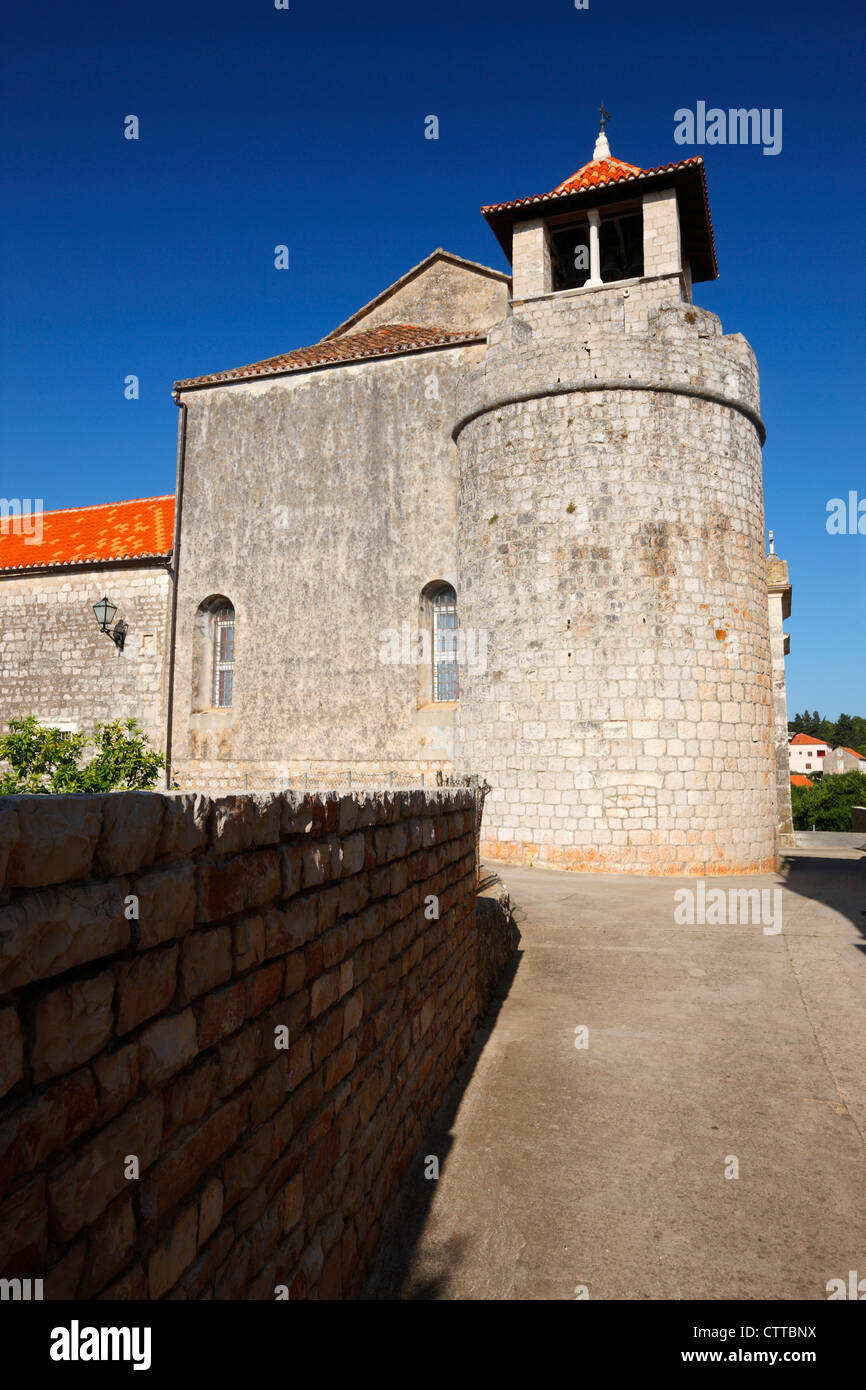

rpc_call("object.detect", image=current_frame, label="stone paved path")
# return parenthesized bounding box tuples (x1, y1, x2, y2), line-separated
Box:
(364, 847, 866, 1300)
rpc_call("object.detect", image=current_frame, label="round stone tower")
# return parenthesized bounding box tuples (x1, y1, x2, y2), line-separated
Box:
(454, 130, 779, 874)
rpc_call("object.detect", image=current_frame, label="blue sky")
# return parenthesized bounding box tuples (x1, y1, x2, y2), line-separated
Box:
(1, 0, 863, 715)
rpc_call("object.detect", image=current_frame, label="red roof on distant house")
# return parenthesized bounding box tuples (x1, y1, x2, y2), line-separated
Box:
(174, 323, 480, 390)
(790, 733, 829, 746)
(0, 496, 174, 572)
(839, 746, 866, 760)
(790, 775, 814, 788)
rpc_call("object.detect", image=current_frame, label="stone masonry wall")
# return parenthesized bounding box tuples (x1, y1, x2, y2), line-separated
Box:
(454, 288, 778, 874)
(171, 348, 478, 778)
(0, 564, 171, 753)
(0, 787, 488, 1299)
(171, 759, 455, 794)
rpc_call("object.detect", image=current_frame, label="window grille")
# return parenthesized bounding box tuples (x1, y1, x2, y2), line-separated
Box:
(213, 606, 235, 707)
(432, 586, 458, 701)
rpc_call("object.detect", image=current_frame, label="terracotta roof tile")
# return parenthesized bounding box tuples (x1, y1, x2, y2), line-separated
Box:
(790, 732, 831, 746)
(790, 775, 814, 787)
(839, 746, 866, 759)
(175, 323, 480, 390)
(481, 154, 706, 213)
(0, 495, 174, 573)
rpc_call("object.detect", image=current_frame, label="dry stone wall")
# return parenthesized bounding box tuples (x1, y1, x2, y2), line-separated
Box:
(0, 787, 494, 1299)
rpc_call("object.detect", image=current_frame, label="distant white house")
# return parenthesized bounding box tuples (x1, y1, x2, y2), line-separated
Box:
(825, 745, 866, 775)
(789, 734, 865, 779)
(789, 733, 831, 775)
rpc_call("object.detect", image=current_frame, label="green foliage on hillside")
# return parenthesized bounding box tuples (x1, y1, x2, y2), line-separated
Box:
(790, 771, 866, 832)
(0, 716, 164, 795)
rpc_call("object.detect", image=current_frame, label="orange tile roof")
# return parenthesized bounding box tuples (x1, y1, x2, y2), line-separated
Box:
(790, 732, 830, 746)
(481, 154, 706, 213)
(839, 746, 866, 759)
(554, 155, 646, 194)
(790, 775, 814, 787)
(175, 322, 480, 390)
(0, 495, 174, 572)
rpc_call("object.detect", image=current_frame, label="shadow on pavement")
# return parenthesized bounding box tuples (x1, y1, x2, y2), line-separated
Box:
(361, 906, 522, 1300)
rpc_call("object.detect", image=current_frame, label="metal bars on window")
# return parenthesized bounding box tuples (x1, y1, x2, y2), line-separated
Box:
(432, 585, 458, 702)
(213, 606, 235, 707)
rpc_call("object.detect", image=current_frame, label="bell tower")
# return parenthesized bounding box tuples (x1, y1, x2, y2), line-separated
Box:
(453, 123, 780, 875)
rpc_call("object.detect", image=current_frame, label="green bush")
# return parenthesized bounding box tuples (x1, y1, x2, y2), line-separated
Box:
(790, 771, 866, 832)
(0, 716, 164, 795)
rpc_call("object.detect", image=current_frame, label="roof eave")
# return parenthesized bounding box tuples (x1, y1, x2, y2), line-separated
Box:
(0, 551, 173, 579)
(173, 334, 485, 392)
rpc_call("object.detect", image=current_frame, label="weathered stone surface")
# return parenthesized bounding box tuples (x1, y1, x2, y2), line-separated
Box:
(280, 792, 313, 836)
(249, 1057, 288, 1127)
(0, 1174, 47, 1274)
(141, 1092, 248, 1225)
(156, 792, 211, 859)
(196, 850, 281, 923)
(0, 880, 130, 992)
(92, 1043, 140, 1123)
(0, 799, 20, 888)
(283, 949, 305, 997)
(279, 843, 304, 900)
(302, 837, 342, 888)
(198, 1177, 223, 1247)
(282, 1172, 304, 1234)
(97, 1261, 148, 1300)
(218, 1022, 261, 1096)
(222, 1120, 281, 1211)
(263, 896, 316, 960)
(0, 1006, 23, 1099)
(95, 792, 164, 877)
(233, 913, 265, 972)
(132, 861, 196, 950)
(138, 1010, 197, 1089)
(81, 1192, 136, 1297)
(148, 1205, 198, 1298)
(310, 969, 339, 1019)
(179, 925, 232, 1003)
(0, 1068, 99, 1193)
(5, 796, 101, 888)
(48, 1096, 163, 1240)
(341, 832, 366, 878)
(45, 1240, 87, 1299)
(32, 971, 115, 1083)
(195, 981, 247, 1049)
(115, 945, 178, 1035)
(246, 961, 283, 1018)
(163, 1055, 220, 1138)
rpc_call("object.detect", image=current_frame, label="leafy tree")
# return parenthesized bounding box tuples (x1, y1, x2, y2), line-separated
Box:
(790, 771, 866, 832)
(0, 716, 164, 795)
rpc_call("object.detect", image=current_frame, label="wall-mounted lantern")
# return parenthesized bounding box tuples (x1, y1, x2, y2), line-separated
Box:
(93, 596, 128, 651)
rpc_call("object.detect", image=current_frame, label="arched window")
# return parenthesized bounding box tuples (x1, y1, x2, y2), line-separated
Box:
(212, 603, 235, 707)
(432, 585, 458, 701)
(192, 596, 235, 713)
(417, 582, 459, 704)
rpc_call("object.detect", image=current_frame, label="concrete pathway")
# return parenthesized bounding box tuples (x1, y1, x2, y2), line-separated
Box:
(365, 847, 866, 1300)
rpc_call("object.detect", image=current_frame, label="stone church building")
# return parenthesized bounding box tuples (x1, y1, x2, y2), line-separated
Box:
(0, 127, 794, 873)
